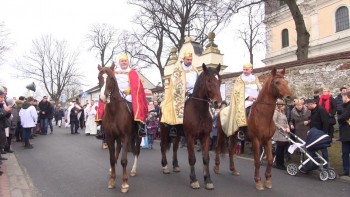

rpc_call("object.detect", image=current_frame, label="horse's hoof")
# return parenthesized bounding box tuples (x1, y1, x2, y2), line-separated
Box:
(162, 166, 170, 174)
(265, 180, 272, 189)
(108, 180, 116, 189)
(213, 166, 220, 174)
(255, 181, 264, 190)
(205, 183, 215, 190)
(231, 170, 240, 176)
(173, 167, 180, 172)
(130, 170, 137, 177)
(190, 181, 200, 189)
(120, 184, 129, 193)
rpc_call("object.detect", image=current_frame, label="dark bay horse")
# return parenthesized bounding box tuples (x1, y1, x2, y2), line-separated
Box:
(97, 64, 141, 193)
(183, 63, 222, 189)
(214, 67, 293, 190)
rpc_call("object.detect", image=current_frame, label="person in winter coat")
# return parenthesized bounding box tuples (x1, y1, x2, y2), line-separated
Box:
(56, 107, 64, 128)
(337, 91, 350, 177)
(38, 96, 52, 135)
(19, 97, 38, 149)
(0, 90, 12, 166)
(146, 112, 158, 149)
(4, 102, 19, 153)
(289, 99, 311, 141)
(273, 99, 290, 170)
(15, 97, 25, 142)
(318, 87, 337, 138)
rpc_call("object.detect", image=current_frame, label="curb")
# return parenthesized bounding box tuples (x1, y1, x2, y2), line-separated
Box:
(2, 153, 40, 197)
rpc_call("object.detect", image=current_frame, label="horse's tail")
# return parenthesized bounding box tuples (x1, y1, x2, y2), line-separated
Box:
(215, 113, 228, 156)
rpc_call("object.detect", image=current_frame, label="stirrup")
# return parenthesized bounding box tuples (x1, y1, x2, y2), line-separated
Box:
(138, 127, 146, 137)
(237, 130, 245, 141)
(169, 127, 177, 137)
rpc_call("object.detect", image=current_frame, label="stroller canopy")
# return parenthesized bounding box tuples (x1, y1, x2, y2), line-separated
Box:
(305, 128, 332, 151)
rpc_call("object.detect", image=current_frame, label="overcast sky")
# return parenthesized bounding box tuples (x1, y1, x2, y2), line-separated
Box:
(0, 0, 265, 98)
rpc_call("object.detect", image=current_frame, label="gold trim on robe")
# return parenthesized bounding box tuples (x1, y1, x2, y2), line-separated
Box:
(160, 63, 198, 125)
(220, 76, 262, 136)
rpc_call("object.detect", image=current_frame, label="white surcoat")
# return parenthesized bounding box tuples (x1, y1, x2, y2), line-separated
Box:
(182, 63, 197, 94)
(115, 67, 132, 102)
(241, 74, 259, 108)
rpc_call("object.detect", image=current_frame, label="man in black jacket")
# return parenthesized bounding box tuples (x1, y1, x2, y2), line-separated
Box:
(337, 91, 350, 177)
(336, 87, 347, 116)
(38, 96, 52, 135)
(0, 88, 12, 172)
(305, 98, 330, 166)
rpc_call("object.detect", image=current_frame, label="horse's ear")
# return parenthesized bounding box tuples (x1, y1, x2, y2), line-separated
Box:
(98, 65, 102, 71)
(216, 64, 221, 73)
(271, 66, 277, 76)
(281, 67, 286, 76)
(110, 62, 116, 71)
(202, 63, 208, 73)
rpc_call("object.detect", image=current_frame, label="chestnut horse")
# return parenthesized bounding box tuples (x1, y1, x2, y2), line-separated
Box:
(184, 63, 222, 189)
(214, 67, 293, 190)
(97, 64, 141, 193)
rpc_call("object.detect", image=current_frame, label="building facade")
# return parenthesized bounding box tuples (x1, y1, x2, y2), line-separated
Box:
(263, 0, 350, 65)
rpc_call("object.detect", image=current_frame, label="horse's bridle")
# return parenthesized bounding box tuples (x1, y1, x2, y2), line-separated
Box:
(253, 76, 289, 106)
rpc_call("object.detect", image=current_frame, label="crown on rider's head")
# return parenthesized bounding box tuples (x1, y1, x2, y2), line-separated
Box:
(119, 54, 129, 61)
(183, 51, 193, 58)
(243, 63, 253, 69)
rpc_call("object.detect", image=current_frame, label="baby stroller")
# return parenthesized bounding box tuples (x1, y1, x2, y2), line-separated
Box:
(281, 128, 336, 181)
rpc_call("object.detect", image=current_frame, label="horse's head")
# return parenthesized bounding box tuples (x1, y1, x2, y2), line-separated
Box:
(201, 63, 222, 108)
(97, 63, 117, 104)
(270, 67, 293, 101)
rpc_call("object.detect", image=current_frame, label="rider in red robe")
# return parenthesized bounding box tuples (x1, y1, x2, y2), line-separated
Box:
(113, 54, 148, 137)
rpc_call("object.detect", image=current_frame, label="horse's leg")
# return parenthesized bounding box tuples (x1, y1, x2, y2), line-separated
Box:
(263, 139, 273, 189)
(131, 136, 141, 177)
(201, 134, 214, 190)
(160, 125, 170, 174)
(120, 138, 130, 193)
(252, 137, 264, 190)
(213, 115, 225, 174)
(187, 136, 200, 189)
(229, 135, 240, 176)
(172, 134, 180, 172)
(107, 138, 116, 189)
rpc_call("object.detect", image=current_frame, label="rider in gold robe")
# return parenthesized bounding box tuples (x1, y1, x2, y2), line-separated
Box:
(160, 51, 198, 136)
(220, 63, 262, 138)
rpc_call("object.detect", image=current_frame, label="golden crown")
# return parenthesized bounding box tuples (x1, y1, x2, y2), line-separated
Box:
(183, 51, 193, 58)
(243, 63, 253, 68)
(119, 54, 129, 60)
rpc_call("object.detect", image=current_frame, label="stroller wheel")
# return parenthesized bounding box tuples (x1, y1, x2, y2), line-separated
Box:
(286, 163, 298, 176)
(319, 170, 328, 181)
(327, 169, 336, 180)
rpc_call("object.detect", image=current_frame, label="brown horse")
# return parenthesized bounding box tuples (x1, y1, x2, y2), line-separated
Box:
(97, 64, 141, 193)
(183, 63, 222, 189)
(214, 67, 293, 190)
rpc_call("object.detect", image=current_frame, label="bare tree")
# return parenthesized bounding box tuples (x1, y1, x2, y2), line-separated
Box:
(0, 22, 11, 65)
(86, 23, 119, 67)
(233, 0, 310, 60)
(283, 0, 309, 60)
(16, 35, 82, 104)
(127, 0, 235, 84)
(237, 4, 264, 64)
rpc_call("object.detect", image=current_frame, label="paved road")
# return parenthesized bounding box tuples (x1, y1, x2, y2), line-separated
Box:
(6, 126, 350, 197)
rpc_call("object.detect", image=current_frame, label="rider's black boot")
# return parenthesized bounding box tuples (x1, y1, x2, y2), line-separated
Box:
(138, 122, 147, 137)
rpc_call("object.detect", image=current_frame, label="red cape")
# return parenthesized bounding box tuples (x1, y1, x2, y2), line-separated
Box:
(95, 100, 105, 122)
(129, 69, 148, 123)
